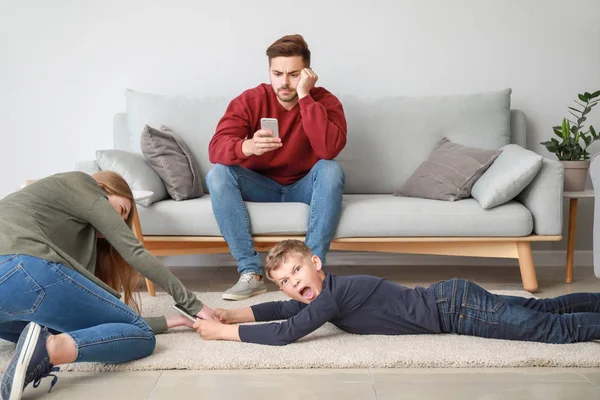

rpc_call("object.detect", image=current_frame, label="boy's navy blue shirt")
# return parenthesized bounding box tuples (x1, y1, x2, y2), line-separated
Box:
(238, 273, 441, 345)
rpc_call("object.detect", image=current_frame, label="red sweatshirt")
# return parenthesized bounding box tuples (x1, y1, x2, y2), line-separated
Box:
(208, 83, 347, 186)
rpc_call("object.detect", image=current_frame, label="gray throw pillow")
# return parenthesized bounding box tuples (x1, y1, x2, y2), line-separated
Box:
(394, 137, 502, 201)
(471, 144, 543, 209)
(140, 125, 204, 201)
(95, 149, 168, 206)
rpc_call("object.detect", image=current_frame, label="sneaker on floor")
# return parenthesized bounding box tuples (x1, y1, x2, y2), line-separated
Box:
(1, 322, 59, 400)
(222, 273, 267, 300)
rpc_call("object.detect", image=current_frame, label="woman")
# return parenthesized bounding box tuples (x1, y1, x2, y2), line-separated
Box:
(0, 171, 212, 400)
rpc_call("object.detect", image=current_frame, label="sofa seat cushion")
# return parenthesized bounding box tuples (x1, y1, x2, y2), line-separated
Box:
(138, 195, 533, 238)
(336, 195, 533, 237)
(137, 195, 310, 236)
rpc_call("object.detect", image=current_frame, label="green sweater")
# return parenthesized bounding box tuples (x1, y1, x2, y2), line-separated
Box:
(0, 171, 203, 333)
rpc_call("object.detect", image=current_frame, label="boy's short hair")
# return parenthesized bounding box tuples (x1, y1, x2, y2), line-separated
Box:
(266, 34, 311, 67)
(264, 239, 313, 282)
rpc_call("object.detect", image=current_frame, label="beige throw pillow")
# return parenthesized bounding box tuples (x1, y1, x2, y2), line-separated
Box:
(140, 125, 204, 201)
(394, 137, 502, 201)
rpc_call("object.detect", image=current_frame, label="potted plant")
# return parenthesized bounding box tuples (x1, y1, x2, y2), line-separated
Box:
(541, 90, 600, 191)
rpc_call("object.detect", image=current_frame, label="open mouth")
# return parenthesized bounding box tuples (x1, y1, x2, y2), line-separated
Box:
(300, 286, 315, 301)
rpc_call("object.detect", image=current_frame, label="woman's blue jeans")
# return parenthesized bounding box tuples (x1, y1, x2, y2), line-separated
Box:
(0, 254, 156, 364)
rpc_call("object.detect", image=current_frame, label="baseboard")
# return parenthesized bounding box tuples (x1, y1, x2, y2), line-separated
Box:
(160, 250, 593, 268)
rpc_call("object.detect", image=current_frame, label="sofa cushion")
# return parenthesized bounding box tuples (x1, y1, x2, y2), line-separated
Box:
(335, 195, 533, 237)
(471, 144, 543, 210)
(137, 196, 309, 236)
(140, 125, 205, 201)
(337, 88, 512, 194)
(136, 194, 533, 237)
(95, 149, 168, 206)
(394, 138, 502, 201)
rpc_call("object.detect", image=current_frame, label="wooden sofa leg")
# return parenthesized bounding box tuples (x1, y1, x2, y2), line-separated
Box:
(516, 241, 538, 293)
(145, 278, 156, 296)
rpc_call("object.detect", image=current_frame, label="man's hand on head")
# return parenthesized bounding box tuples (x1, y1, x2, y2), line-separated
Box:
(297, 68, 318, 99)
(242, 130, 282, 156)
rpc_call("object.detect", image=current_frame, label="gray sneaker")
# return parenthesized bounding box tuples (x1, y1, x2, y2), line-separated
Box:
(222, 273, 267, 301)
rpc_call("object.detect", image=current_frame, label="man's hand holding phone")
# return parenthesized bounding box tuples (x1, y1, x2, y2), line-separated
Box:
(242, 119, 282, 157)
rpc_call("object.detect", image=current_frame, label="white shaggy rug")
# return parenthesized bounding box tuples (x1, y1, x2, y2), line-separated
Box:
(1, 290, 599, 372)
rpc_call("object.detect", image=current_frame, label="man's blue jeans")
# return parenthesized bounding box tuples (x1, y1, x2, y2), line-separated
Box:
(0, 254, 156, 364)
(206, 160, 345, 276)
(434, 278, 600, 343)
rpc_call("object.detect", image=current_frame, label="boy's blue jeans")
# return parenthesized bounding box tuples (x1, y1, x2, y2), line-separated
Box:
(0, 254, 156, 363)
(434, 278, 600, 343)
(206, 160, 345, 276)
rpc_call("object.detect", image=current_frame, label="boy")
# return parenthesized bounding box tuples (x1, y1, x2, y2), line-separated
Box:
(193, 240, 600, 346)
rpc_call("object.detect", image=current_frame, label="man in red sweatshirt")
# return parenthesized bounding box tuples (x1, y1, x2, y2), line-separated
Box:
(206, 34, 347, 300)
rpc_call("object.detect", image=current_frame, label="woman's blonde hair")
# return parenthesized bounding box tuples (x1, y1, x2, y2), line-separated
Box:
(92, 171, 142, 314)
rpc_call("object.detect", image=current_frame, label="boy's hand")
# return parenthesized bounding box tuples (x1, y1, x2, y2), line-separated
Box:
(214, 308, 234, 324)
(214, 307, 256, 324)
(193, 319, 240, 341)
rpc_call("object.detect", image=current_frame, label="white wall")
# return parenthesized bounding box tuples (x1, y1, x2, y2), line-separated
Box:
(1, 0, 599, 252)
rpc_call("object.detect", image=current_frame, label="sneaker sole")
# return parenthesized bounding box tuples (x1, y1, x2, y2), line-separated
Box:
(10, 322, 41, 400)
(222, 288, 268, 301)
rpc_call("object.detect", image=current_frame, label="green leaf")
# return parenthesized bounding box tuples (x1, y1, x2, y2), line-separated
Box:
(553, 126, 563, 138)
(583, 106, 592, 115)
(569, 106, 583, 114)
(591, 125, 597, 138)
(578, 117, 587, 125)
(562, 118, 570, 139)
(569, 111, 579, 120)
(583, 135, 592, 146)
(579, 94, 587, 102)
(570, 124, 579, 134)
(591, 90, 600, 99)
(585, 92, 592, 99)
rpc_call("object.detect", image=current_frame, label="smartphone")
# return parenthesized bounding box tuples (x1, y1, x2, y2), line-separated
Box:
(172, 304, 198, 322)
(260, 117, 279, 138)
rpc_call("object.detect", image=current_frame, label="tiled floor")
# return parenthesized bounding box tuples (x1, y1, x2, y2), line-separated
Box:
(19, 263, 600, 399)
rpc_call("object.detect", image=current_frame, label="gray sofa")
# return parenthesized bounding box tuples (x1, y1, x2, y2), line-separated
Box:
(78, 88, 564, 293)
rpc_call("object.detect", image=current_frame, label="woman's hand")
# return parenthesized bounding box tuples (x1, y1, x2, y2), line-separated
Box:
(196, 304, 220, 321)
(166, 314, 194, 329)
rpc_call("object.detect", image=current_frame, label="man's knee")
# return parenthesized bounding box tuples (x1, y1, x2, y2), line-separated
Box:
(314, 160, 345, 185)
(206, 164, 236, 194)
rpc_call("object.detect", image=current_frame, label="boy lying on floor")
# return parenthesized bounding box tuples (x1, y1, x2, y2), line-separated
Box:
(192, 240, 600, 346)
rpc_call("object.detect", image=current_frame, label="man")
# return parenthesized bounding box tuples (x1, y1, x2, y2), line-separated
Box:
(206, 34, 347, 300)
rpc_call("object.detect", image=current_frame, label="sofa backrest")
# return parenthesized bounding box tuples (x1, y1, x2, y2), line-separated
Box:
(115, 88, 525, 194)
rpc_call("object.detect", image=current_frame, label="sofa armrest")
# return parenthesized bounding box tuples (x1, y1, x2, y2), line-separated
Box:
(589, 153, 600, 277)
(516, 157, 564, 235)
(74, 160, 100, 175)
